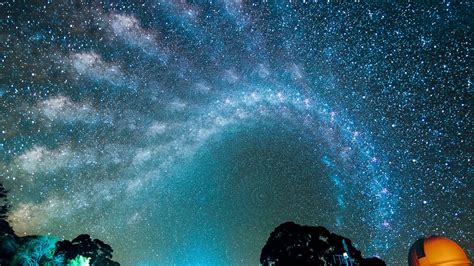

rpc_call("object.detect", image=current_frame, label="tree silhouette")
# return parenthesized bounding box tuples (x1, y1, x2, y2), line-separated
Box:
(0, 183, 18, 265)
(0, 183, 14, 236)
(260, 222, 386, 266)
(55, 234, 119, 265)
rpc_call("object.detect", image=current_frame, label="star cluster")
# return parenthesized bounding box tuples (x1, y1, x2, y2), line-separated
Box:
(1, 1, 472, 265)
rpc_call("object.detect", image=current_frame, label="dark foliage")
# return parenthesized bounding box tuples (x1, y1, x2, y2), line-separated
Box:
(0, 183, 17, 265)
(260, 222, 386, 266)
(56, 234, 119, 265)
(0, 183, 15, 236)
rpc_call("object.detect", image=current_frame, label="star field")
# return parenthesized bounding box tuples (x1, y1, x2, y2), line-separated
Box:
(0, 1, 472, 265)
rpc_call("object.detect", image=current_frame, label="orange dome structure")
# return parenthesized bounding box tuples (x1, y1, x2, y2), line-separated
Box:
(408, 236, 472, 266)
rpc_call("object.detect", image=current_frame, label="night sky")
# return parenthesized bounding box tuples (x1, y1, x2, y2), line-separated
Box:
(1, 1, 472, 265)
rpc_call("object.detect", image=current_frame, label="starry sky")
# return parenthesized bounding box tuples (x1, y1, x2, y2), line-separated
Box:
(0, 1, 472, 265)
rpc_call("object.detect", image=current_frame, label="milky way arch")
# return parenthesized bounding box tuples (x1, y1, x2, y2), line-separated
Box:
(175, 85, 399, 254)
